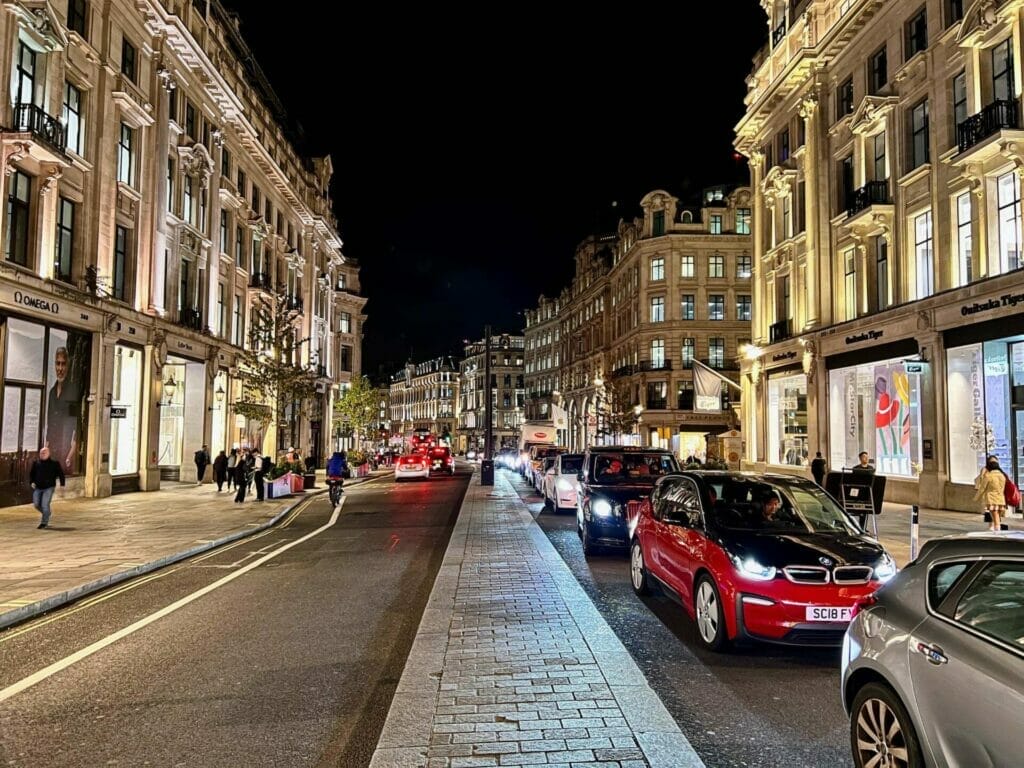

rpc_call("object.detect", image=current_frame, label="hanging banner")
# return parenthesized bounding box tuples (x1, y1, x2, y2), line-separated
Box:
(693, 362, 722, 413)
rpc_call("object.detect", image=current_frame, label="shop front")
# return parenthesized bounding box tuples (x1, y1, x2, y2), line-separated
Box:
(766, 369, 808, 468)
(156, 350, 207, 482)
(110, 342, 144, 493)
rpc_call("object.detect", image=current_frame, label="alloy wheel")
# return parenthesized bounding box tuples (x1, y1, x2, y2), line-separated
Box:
(695, 581, 719, 645)
(854, 697, 911, 768)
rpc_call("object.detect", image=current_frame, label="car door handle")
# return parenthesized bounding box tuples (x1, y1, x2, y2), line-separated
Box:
(916, 642, 948, 665)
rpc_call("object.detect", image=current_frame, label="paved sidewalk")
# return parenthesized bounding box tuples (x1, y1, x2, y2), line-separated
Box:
(0, 470, 385, 631)
(370, 471, 702, 768)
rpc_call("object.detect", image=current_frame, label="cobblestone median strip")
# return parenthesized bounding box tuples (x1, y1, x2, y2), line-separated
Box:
(370, 474, 704, 768)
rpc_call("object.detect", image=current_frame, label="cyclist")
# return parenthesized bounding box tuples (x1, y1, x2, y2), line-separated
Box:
(326, 450, 347, 505)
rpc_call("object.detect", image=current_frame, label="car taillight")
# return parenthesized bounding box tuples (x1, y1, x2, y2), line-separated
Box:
(850, 595, 878, 620)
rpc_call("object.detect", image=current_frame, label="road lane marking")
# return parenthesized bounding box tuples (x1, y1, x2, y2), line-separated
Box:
(0, 498, 345, 703)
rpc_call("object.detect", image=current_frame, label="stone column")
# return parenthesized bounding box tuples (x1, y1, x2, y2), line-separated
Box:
(799, 91, 820, 327)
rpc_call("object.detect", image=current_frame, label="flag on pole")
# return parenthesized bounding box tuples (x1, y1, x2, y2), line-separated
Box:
(693, 360, 723, 413)
(551, 403, 568, 430)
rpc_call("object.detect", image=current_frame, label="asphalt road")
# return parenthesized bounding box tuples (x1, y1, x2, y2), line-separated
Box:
(511, 469, 853, 768)
(0, 468, 469, 768)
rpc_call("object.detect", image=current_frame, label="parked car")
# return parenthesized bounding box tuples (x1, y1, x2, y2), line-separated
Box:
(841, 532, 1024, 768)
(542, 453, 584, 512)
(427, 446, 455, 475)
(527, 445, 566, 485)
(577, 446, 680, 554)
(629, 471, 896, 651)
(394, 453, 429, 481)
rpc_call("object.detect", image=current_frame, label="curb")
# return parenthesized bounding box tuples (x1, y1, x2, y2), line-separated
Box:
(0, 480, 360, 633)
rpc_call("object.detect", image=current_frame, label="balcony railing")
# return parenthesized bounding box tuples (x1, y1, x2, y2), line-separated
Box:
(957, 99, 1020, 153)
(771, 20, 787, 47)
(847, 180, 890, 217)
(698, 358, 739, 372)
(646, 398, 668, 410)
(177, 307, 204, 332)
(286, 296, 304, 312)
(769, 318, 792, 343)
(249, 271, 272, 290)
(612, 364, 635, 378)
(12, 103, 66, 155)
(639, 359, 672, 372)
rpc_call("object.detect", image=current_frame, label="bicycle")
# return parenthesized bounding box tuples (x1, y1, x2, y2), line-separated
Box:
(327, 476, 344, 506)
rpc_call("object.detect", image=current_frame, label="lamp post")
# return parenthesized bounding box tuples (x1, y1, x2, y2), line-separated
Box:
(633, 404, 643, 447)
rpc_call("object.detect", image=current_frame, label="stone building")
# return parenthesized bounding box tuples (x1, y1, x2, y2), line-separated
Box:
(457, 335, 524, 454)
(388, 357, 459, 446)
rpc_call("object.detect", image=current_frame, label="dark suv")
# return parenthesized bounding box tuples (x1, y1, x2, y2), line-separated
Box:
(577, 446, 680, 554)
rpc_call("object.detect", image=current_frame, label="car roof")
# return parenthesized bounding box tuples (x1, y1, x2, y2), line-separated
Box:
(586, 446, 674, 454)
(919, 531, 1024, 560)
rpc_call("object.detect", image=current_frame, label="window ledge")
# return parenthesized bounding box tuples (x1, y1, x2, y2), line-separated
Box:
(897, 163, 932, 188)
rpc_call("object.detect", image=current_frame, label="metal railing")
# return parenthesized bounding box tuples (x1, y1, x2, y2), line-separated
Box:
(646, 398, 668, 410)
(957, 99, 1020, 153)
(249, 271, 272, 290)
(772, 20, 787, 47)
(177, 307, 204, 332)
(847, 180, 890, 217)
(286, 296, 304, 312)
(12, 103, 66, 154)
(639, 359, 672, 372)
(769, 318, 792, 343)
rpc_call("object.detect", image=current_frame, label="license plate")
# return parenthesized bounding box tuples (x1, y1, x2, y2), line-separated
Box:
(806, 606, 852, 622)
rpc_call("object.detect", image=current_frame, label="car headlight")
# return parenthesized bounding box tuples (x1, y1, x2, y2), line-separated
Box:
(731, 554, 777, 581)
(873, 553, 898, 583)
(592, 499, 613, 517)
(557, 479, 574, 491)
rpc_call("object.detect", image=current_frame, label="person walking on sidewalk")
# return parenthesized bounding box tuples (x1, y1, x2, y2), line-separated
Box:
(30, 447, 65, 529)
(194, 444, 210, 485)
(233, 450, 249, 503)
(811, 452, 827, 487)
(226, 448, 237, 490)
(975, 455, 1007, 531)
(213, 450, 228, 492)
(253, 451, 266, 502)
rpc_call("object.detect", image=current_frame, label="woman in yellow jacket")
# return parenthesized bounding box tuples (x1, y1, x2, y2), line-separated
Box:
(974, 456, 1007, 531)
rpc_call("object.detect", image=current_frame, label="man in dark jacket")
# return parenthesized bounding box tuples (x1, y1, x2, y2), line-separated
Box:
(233, 450, 250, 503)
(254, 452, 271, 502)
(194, 444, 210, 484)
(811, 452, 827, 486)
(30, 447, 65, 529)
(212, 450, 229, 491)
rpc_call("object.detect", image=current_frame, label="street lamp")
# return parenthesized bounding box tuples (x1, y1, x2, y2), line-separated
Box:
(157, 374, 177, 408)
(633, 404, 643, 446)
(209, 383, 226, 411)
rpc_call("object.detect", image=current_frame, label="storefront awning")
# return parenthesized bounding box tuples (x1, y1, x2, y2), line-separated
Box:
(825, 338, 919, 370)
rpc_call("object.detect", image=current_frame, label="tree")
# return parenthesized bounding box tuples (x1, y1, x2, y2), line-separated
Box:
(333, 375, 379, 446)
(235, 290, 319, 455)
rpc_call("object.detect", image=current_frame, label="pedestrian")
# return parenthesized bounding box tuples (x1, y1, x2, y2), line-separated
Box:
(811, 451, 827, 487)
(194, 444, 210, 485)
(852, 451, 875, 474)
(30, 446, 65, 529)
(256, 453, 273, 501)
(233, 450, 249, 503)
(213, 450, 228, 492)
(975, 455, 1008, 531)
(226, 448, 237, 490)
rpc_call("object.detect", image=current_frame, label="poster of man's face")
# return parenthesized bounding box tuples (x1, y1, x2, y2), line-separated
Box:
(44, 328, 90, 475)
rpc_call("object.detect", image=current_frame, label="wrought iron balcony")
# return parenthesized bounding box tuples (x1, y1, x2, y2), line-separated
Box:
(286, 296, 304, 312)
(646, 398, 668, 410)
(177, 307, 204, 332)
(639, 359, 672, 372)
(846, 180, 890, 217)
(249, 271, 272, 290)
(12, 103, 66, 155)
(612, 364, 636, 378)
(771, 20, 787, 47)
(769, 318, 792, 343)
(957, 99, 1020, 153)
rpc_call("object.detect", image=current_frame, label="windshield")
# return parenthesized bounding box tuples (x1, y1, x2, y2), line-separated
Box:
(590, 452, 679, 484)
(706, 477, 860, 534)
(560, 456, 583, 474)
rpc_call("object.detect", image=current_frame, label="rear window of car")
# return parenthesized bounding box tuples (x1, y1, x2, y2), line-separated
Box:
(588, 452, 679, 484)
(561, 456, 582, 474)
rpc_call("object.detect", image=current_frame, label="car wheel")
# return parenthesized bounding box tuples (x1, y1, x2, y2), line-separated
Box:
(581, 521, 598, 555)
(693, 575, 729, 652)
(630, 540, 651, 596)
(850, 682, 924, 768)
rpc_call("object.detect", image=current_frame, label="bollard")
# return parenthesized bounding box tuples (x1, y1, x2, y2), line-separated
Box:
(481, 459, 495, 486)
(910, 504, 920, 561)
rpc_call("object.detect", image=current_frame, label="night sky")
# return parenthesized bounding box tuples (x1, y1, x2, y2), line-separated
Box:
(222, 4, 768, 381)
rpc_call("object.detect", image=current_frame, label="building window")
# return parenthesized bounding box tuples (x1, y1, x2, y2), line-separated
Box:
(768, 373, 808, 466)
(233, 295, 243, 346)
(997, 171, 1022, 274)
(992, 38, 1015, 105)
(910, 100, 930, 170)
(737, 253, 752, 279)
(68, 0, 88, 36)
(236, 169, 246, 198)
(681, 294, 695, 320)
(14, 42, 36, 106)
(113, 225, 129, 302)
(682, 338, 695, 369)
(872, 131, 886, 181)
(251, 184, 260, 213)
(953, 70, 968, 134)
(709, 338, 725, 369)
(652, 210, 665, 236)
(340, 346, 352, 372)
(709, 294, 725, 320)
(234, 226, 243, 267)
(650, 296, 665, 323)
(946, 0, 964, 25)
(838, 77, 854, 119)
(840, 154, 854, 211)
(55, 197, 75, 283)
(709, 253, 724, 278)
(681, 253, 695, 278)
(166, 158, 176, 213)
(914, 210, 934, 298)
(876, 238, 889, 311)
(736, 208, 751, 235)
(869, 45, 887, 94)
(677, 381, 694, 410)
(905, 7, 927, 60)
(185, 101, 197, 141)
(183, 175, 194, 224)
(117, 123, 134, 185)
(220, 210, 228, 253)
(221, 147, 231, 179)
(217, 283, 225, 336)
(340, 311, 352, 334)
(782, 195, 792, 240)
(121, 36, 136, 82)
(779, 128, 790, 162)
(4, 171, 31, 267)
(737, 294, 751, 321)
(779, 275, 791, 321)
(651, 339, 665, 368)
(710, 214, 723, 234)
(62, 82, 83, 155)
(651, 256, 664, 281)
(844, 248, 857, 320)
(956, 192, 972, 286)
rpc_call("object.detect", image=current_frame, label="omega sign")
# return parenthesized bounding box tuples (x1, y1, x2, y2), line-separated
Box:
(13, 290, 59, 314)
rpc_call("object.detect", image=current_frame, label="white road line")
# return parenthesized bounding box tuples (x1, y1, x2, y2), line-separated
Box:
(0, 497, 345, 704)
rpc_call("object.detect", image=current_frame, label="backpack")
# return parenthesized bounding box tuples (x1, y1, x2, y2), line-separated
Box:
(1004, 474, 1021, 508)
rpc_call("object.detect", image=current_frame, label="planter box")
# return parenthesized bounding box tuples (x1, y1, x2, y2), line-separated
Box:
(289, 473, 305, 493)
(268, 475, 293, 499)
(354, 463, 370, 478)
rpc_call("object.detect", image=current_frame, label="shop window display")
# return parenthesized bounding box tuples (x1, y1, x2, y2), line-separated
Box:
(767, 373, 807, 466)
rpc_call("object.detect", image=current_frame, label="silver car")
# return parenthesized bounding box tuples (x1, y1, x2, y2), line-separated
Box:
(841, 532, 1024, 768)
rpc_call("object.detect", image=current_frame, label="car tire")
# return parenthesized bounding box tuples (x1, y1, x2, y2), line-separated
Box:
(693, 575, 729, 652)
(850, 682, 924, 768)
(581, 521, 598, 556)
(630, 540, 651, 596)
